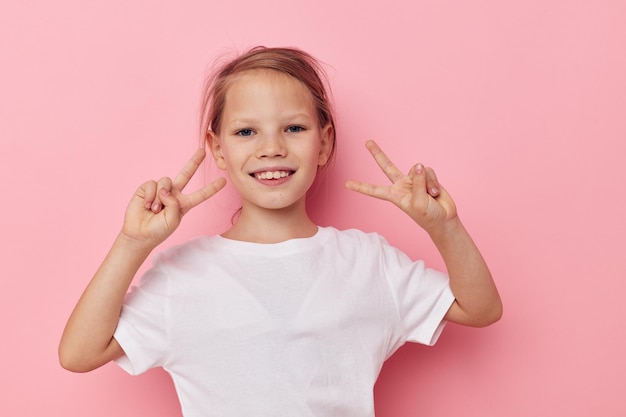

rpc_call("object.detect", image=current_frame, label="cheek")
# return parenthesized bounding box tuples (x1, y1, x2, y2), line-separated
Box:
(311, 140, 325, 165)
(219, 145, 252, 176)
(218, 145, 238, 169)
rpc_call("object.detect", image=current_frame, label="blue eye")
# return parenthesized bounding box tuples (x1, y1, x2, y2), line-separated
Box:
(236, 129, 254, 137)
(286, 125, 304, 133)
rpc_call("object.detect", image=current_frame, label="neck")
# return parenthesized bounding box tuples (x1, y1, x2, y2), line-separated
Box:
(221, 200, 317, 244)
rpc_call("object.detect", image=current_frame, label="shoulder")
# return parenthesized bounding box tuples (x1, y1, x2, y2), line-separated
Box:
(321, 226, 390, 247)
(152, 235, 220, 269)
(318, 226, 395, 258)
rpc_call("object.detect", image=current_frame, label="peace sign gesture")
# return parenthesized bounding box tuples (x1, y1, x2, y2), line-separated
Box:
(345, 140, 457, 233)
(122, 148, 226, 246)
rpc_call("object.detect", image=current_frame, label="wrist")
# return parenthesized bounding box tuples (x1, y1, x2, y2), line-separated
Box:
(115, 231, 159, 256)
(425, 216, 464, 242)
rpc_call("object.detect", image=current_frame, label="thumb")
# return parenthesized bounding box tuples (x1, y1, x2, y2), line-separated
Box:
(410, 163, 427, 194)
(159, 188, 183, 228)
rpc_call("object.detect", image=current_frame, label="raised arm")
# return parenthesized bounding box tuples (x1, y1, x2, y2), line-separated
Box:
(345, 140, 502, 327)
(58, 149, 226, 372)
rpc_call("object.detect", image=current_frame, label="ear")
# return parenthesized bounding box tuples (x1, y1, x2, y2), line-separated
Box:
(317, 124, 334, 167)
(206, 130, 227, 170)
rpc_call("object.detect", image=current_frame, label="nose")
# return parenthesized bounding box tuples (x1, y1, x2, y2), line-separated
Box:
(256, 132, 286, 158)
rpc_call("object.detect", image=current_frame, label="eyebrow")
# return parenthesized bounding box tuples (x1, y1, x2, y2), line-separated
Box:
(228, 114, 313, 126)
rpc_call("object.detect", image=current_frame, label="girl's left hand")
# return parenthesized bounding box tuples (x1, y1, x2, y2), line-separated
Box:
(345, 140, 457, 233)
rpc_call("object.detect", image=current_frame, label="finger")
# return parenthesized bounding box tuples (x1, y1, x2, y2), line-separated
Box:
(365, 140, 405, 183)
(424, 166, 441, 197)
(159, 187, 181, 212)
(152, 177, 173, 213)
(410, 164, 441, 197)
(344, 179, 391, 202)
(180, 177, 227, 215)
(173, 148, 206, 191)
(411, 166, 456, 219)
(139, 180, 158, 210)
(409, 163, 429, 196)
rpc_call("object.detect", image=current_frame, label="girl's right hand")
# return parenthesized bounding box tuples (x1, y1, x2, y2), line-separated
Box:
(121, 148, 226, 247)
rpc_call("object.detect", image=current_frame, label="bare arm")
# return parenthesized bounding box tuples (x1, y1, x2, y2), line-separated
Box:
(345, 140, 502, 327)
(426, 217, 501, 327)
(59, 235, 152, 372)
(59, 149, 226, 372)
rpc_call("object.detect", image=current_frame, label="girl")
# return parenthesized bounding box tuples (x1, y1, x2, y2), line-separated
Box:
(59, 46, 502, 417)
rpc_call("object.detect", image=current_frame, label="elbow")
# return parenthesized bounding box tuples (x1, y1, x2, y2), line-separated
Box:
(58, 336, 121, 373)
(446, 300, 503, 328)
(58, 348, 89, 373)
(472, 300, 503, 328)
(59, 355, 83, 373)
(58, 344, 100, 373)
(471, 285, 504, 327)
(59, 356, 101, 374)
(490, 296, 504, 324)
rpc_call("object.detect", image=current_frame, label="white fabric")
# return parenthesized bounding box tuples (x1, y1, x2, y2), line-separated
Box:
(114, 226, 454, 417)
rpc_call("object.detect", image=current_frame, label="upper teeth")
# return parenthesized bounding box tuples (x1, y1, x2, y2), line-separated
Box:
(255, 171, 290, 180)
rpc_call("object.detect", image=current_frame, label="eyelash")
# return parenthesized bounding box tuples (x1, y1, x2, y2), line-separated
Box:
(236, 129, 254, 137)
(286, 125, 305, 133)
(235, 126, 305, 136)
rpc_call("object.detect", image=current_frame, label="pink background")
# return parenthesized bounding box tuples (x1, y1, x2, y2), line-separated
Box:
(1, 0, 625, 415)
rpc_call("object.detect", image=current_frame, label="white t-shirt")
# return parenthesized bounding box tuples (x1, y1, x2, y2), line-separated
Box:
(114, 226, 454, 417)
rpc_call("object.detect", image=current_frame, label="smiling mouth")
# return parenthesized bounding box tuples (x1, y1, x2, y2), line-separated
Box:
(252, 170, 294, 180)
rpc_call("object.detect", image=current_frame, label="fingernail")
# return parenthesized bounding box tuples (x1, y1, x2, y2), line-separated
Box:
(415, 164, 424, 174)
(152, 203, 161, 212)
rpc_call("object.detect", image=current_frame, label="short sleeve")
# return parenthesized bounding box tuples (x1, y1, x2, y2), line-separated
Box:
(114, 256, 171, 375)
(379, 236, 455, 352)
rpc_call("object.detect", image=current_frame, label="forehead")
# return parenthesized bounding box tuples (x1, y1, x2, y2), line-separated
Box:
(223, 69, 316, 112)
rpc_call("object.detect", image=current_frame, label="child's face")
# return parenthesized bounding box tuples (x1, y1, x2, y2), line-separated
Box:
(208, 70, 332, 213)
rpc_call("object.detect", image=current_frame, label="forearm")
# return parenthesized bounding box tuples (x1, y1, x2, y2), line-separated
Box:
(428, 217, 502, 327)
(59, 233, 154, 372)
